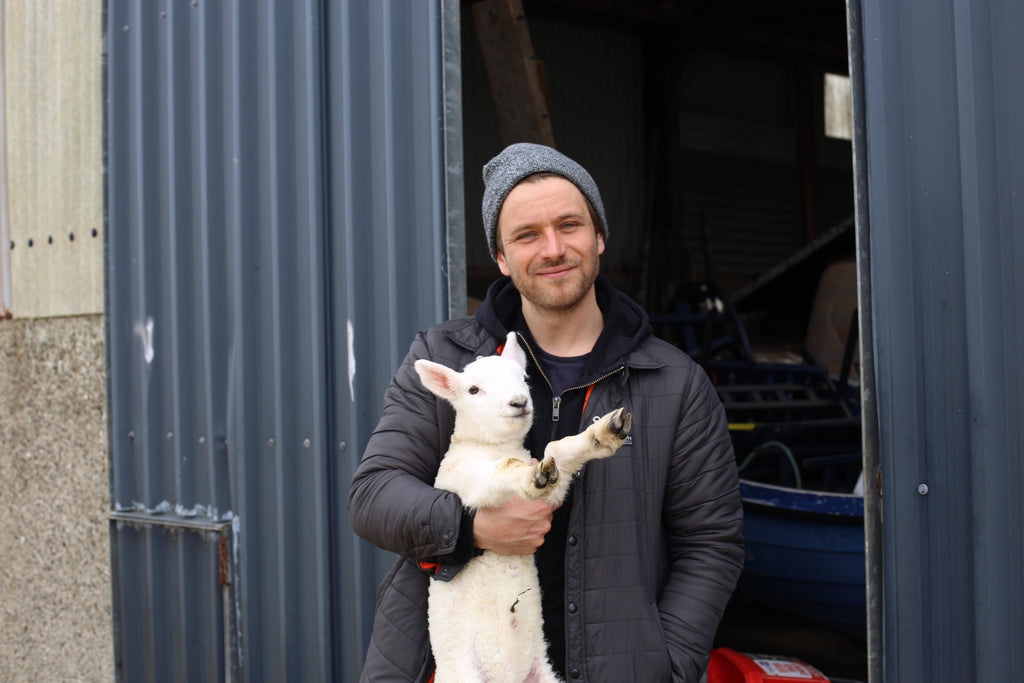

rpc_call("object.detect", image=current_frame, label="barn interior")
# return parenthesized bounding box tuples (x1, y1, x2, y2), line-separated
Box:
(459, 1, 866, 680)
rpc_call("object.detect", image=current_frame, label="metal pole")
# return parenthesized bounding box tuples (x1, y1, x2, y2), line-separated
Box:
(442, 0, 466, 320)
(845, 1, 883, 681)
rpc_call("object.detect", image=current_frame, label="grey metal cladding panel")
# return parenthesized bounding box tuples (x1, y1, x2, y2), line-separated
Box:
(956, 1, 1024, 679)
(323, 1, 450, 678)
(327, 0, 448, 368)
(107, 0, 338, 680)
(859, 0, 1024, 680)
(231, 6, 332, 678)
(107, 0, 239, 518)
(110, 522, 228, 683)
(108, 0, 452, 680)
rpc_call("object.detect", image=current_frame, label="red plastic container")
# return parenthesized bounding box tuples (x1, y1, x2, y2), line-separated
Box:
(708, 648, 830, 682)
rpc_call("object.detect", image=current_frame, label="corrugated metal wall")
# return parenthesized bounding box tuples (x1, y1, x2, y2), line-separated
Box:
(853, 0, 1024, 680)
(104, 1, 460, 680)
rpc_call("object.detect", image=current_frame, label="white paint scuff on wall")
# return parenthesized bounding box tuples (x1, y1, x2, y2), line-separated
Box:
(134, 316, 154, 364)
(347, 319, 356, 402)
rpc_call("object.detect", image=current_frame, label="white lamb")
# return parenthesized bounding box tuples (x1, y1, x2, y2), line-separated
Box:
(414, 331, 632, 683)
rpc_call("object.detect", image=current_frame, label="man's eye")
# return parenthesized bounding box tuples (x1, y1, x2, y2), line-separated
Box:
(468, 386, 479, 395)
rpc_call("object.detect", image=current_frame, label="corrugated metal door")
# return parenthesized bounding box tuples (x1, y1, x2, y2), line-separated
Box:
(105, 1, 459, 680)
(853, 0, 1024, 680)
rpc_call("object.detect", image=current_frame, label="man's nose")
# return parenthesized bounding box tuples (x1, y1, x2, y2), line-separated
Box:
(539, 229, 566, 257)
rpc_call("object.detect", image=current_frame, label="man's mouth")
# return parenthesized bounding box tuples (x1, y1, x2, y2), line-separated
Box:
(536, 263, 574, 278)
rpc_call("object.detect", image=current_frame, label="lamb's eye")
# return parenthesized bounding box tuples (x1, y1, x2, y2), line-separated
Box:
(468, 386, 479, 395)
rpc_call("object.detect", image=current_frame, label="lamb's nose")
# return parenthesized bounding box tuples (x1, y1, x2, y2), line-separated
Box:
(510, 398, 528, 410)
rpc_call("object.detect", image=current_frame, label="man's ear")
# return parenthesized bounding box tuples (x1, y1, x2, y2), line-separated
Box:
(414, 359, 460, 401)
(496, 247, 511, 276)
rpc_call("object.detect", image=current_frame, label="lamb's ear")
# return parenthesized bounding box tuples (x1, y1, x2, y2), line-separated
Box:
(414, 359, 461, 401)
(500, 331, 527, 371)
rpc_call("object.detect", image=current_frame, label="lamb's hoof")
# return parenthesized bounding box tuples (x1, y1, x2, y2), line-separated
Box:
(534, 457, 559, 488)
(592, 408, 632, 448)
(610, 408, 632, 439)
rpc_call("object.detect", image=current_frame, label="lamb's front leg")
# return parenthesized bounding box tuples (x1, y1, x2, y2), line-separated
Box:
(536, 408, 632, 497)
(494, 409, 630, 501)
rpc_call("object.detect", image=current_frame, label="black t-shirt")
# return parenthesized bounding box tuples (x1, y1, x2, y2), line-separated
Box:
(534, 346, 588, 396)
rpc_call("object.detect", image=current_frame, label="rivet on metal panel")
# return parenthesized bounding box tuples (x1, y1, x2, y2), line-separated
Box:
(917, 483, 929, 495)
(127, 430, 135, 441)
(198, 436, 207, 445)
(338, 441, 347, 451)
(166, 432, 174, 441)
(268, 438, 275, 447)
(303, 438, 311, 448)
(122, 25, 129, 32)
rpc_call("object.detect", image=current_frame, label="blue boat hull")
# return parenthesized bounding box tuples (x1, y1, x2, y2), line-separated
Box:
(738, 479, 866, 637)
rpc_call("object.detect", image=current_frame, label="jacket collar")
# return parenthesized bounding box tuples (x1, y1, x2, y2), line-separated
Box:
(472, 275, 659, 378)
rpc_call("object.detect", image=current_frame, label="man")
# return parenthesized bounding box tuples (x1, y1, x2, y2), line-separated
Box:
(349, 143, 744, 682)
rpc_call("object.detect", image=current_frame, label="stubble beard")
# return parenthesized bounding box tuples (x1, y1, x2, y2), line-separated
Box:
(510, 255, 600, 314)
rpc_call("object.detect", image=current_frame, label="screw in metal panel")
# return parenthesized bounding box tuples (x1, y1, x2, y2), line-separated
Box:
(917, 483, 929, 495)
(198, 436, 207, 445)
(268, 438, 275, 447)
(338, 441, 347, 451)
(303, 438, 311, 448)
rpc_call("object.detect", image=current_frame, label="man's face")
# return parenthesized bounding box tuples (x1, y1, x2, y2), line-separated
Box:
(495, 175, 605, 314)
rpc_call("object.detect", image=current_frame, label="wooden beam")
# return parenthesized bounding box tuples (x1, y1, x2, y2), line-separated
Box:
(472, 0, 556, 147)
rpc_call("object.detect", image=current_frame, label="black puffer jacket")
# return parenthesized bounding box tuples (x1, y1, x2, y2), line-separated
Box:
(349, 276, 744, 682)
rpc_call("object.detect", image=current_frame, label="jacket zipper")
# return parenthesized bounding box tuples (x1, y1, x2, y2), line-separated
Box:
(516, 332, 624, 425)
(555, 367, 624, 421)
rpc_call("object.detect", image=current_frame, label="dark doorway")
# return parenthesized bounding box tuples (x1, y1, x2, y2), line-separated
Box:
(459, 1, 866, 680)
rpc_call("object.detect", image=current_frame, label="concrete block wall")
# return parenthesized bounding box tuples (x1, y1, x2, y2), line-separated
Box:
(0, 315, 112, 681)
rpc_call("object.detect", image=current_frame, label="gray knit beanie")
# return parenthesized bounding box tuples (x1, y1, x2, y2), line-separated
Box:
(481, 143, 608, 261)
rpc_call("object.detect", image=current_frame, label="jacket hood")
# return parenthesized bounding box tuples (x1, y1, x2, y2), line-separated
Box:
(474, 275, 653, 381)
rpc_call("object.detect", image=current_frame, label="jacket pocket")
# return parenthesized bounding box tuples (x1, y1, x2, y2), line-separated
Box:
(642, 600, 673, 678)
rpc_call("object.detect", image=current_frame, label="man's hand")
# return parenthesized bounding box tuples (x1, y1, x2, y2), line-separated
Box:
(473, 495, 556, 555)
